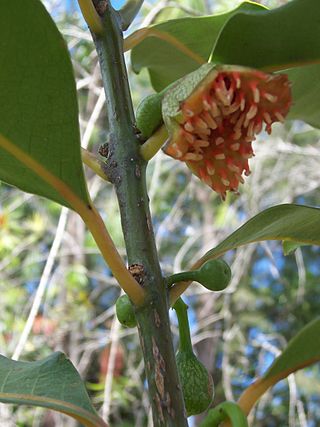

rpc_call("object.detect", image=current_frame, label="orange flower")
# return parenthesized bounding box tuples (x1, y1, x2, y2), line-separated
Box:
(163, 65, 291, 199)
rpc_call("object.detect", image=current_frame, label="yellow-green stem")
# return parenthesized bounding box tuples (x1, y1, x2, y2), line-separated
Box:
(140, 125, 168, 161)
(123, 27, 205, 65)
(81, 205, 146, 306)
(77, 0, 104, 34)
(81, 147, 109, 181)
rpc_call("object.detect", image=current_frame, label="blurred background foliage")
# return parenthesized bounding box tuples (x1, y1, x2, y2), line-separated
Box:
(1, 0, 320, 426)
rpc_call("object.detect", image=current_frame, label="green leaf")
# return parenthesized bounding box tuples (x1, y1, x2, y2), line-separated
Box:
(0, 352, 108, 427)
(0, 0, 89, 208)
(286, 64, 320, 129)
(200, 401, 248, 427)
(130, 0, 320, 128)
(282, 240, 307, 256)
(238, 318, 320, 416)
(211, 0, 320, 71)
(197, 204, 320, 267)
(264, 318, 320, 381)
(130, 2, 265, 91)
(210, 0, 320, 128)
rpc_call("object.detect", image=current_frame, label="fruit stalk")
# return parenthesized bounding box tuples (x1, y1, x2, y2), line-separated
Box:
(174, 298, 193, 354)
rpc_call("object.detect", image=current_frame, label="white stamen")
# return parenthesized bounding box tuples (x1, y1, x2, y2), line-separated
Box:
(184, 122, 194, 132)
(202, 98, 211, 110)
(264, 93, 277, 103)
(210, 101, 220, 117)
(202, 112, 218, 129)
(184, 132, 195, 144)
(216, 137, 224, 146)
(240, 98, 246, 111)
(194, 139, 210, 148)
(206, 162, 215, 175)
(228, 102, 240, 114)
(232, 129, 242, 140)
(184, 109, 194, 117)
(215, 153, 226, 160)
(231, 143, 240, 151)
(244, 117, 250, 128)
(263, 112, 272, 124)
(235, 77, 241, 89)
(245, 136, 255, 143)
(246, 105, 258, 121)
(196, 128, 211, 137)
(253, 87, 260, 103)
(222, 178, 230, 186)
(203, 175, 212, 186)
(195, 118, 208, 129)
(247, 121, 255, 139)
(174, 148, 183, 158)
(254, 121, 263, 134)
(235, 113, 245, 129)
(216, 87, 230, 106)
(275, 111, 285, 122)
(183, 152, 203, 161)
(228, 164, 241, 173)
(226, 88, 234, 104)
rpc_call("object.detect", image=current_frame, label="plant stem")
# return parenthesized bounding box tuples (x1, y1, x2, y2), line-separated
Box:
(93, 4, 188, 426)
(119, 0, 144, 30)
(81, 148, 110, 181)
(173, 298, 193, 354)
(77, 0, 103, 34)
(166, 270, 198, 287)
(140, 125, 168, 161)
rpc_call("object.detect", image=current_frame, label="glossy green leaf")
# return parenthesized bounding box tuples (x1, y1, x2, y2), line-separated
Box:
(264, 318, 320, 381)
(210, 0, 320, 128)
(286, 64, 320, 129)
(130, 2, 265, 91)
(197, 204, 320, 266)
(211, 0, 320, 70)
(0, 352, 108, 427)
(282, 240, 307, 256)
(130, 0, 320, 128)
(238, 318, 320, 416)
(200, 401, 248, 427)
(0, 0, 89, 208)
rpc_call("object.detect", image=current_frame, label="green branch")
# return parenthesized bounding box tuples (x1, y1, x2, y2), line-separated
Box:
(92, 3, 188, 425)
(119, 0, 144, 30)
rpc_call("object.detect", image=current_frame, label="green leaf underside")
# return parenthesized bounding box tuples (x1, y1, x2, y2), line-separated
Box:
(200, 204, 320, 264)
(0, 352, 107, 427)
(286, 64, 320, 128)
(0, 0, 89, 207)
(131, 0, 320, 128)
(264, 318, 320, 381)
(131, 2, 265, 91)
(282, 240, 307, 256)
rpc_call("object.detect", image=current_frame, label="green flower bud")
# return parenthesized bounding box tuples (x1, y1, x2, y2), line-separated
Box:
(115, 295, 137, 328)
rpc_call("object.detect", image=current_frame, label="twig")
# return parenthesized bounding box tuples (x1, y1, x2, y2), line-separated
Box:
(12, 207, 69, 360)
(101, 314, 121, 421)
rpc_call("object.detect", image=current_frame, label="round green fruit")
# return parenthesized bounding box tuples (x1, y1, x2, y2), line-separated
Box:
(176, 350, 214, 416)
(197, 259, 231, 291)
(115, 295, 137, 328)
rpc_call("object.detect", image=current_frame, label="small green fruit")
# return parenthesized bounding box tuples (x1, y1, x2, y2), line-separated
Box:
(197, 259, 231, 291)
(115, 295, 137, 328)
(176, 350, 214, 416)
